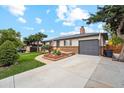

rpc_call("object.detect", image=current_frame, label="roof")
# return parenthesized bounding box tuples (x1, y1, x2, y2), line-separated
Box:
(43, 33, 107, 42)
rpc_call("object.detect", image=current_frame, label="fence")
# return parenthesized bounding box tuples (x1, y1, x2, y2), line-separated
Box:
(103, 45, 123, 53)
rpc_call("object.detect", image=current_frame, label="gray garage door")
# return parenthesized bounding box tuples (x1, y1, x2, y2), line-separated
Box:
(79, 40, 99, 56)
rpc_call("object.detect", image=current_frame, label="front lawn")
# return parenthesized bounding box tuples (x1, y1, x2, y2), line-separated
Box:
(0, 52, 45, 80)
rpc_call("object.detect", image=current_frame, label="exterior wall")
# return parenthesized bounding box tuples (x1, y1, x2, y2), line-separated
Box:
(70, 36, 99, 46)
(78, 36, 99, 41)
(60, 40, 64, 46)
(46, 42, 50, 45)
(45, 35, 105, 55)
(72, 39, 78, 46)
(58, 36, 99, 54)
(59, 46, 79, 54)
(26, 46, 31, 52)
(99, 34, 105, 56)
(59, 36, 99, 47)
(53, 41, 57, 46)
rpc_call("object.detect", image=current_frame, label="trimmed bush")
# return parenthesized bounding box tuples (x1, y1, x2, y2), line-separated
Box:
(51, 50, 61, 55)
(0, 40, 19, 66)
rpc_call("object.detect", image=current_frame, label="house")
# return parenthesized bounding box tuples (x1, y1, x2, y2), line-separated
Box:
(44, 26, 108, 56)
(25, 41, 43, 52)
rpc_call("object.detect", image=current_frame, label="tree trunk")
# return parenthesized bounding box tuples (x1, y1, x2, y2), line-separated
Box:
(116, 17, 124, 61)
(116, 17, 124, 38)
(37, 41, 39, 52)
(118, 44, 124, 61)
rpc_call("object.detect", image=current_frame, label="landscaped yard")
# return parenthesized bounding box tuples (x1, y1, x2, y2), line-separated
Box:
(0, 52, 45, 80)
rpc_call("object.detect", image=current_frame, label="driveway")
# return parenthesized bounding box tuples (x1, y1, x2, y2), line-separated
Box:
(0, 54, 100, 88)
(85, 57, 124, 88)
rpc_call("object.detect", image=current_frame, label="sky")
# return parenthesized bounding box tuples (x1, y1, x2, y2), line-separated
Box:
(0, 5, 104, 40)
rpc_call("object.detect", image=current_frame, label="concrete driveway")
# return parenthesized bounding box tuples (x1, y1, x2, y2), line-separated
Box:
(85, 57, 124, 88)
(0, 54, 100, 88)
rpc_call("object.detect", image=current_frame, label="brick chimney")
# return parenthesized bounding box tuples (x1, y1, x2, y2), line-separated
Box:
(80, 26, 85, 34)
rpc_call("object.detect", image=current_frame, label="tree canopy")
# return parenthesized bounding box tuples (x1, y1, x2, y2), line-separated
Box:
(23, 32, 47, 45)
(23, 32, 47, 52)
(0, 28, 22, 48)
(85, 5, 124, 37)
(0, 40, 19, 66)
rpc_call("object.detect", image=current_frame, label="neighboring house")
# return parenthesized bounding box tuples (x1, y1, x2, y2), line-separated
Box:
(26, 41, 43, 52)
(44, 26, 108, 56)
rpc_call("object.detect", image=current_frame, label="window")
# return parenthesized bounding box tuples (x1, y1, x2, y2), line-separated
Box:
(64, 40, 72, 46)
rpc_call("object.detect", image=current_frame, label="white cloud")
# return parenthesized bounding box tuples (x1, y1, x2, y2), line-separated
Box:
(7, 5, 26, 16)
(18, 17, 26, 23)
(85, 27, 99, 33)
(40, 29, 45, 33)
(56, 5, 68, 20)
(46, 9, 50, 14)
(63, 21, 75, 26)
(56, 5, 89, 26)
(60, 26, 80, 36)
(85, 25, 105, 33)
(50, 29, 55, 33)
(70, 8, 89, 20)
(24, 27, 34, 31)
(35, 17, 42, 24)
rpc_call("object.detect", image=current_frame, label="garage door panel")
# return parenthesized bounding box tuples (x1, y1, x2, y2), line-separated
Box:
(79, 40, 99, 56)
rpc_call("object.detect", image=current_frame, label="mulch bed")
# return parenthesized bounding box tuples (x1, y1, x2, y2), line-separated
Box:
(43, 53, 73, 61)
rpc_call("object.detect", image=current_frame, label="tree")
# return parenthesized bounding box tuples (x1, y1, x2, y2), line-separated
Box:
(85, 5, 124, 37)
(41, 44, 53, 53)
(85, 5, 124, 60)
(23, 32, 47, 52)
(0, 28, 22, 48)
(35, 32, 47, 52)
(0, 40, 19, 66)
(23, 37, 30, 46)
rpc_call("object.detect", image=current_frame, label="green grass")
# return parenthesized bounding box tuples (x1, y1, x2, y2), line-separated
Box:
(0, 52, 45, 80)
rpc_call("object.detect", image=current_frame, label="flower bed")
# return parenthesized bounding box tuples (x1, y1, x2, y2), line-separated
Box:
(43, 53, 73, 61)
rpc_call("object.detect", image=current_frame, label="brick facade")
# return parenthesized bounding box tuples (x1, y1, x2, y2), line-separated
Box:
(55, 46, 79, 54)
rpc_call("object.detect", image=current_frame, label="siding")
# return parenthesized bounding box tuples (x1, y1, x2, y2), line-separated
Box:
(46, 42, 50, 45)
(60, 40, 64, 46)
(53, 41, 57, 46)
(65, 36, 99, 46)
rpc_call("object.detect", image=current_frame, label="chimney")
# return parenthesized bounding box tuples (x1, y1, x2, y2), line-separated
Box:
(80, 26, 85, 34)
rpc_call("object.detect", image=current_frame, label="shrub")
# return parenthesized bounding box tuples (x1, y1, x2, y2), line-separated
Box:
(51, 50, 61, 55)
(108, 35, 124, 46)
(0, 40, 19, 66)
(41, 44, 53, 53)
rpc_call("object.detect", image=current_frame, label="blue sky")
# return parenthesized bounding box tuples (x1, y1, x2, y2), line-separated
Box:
(0, 5, 104, 40)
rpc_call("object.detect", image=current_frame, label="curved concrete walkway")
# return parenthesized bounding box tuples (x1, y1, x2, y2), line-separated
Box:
(35, 55, 55, 64)
(0, 54, 101, 88)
